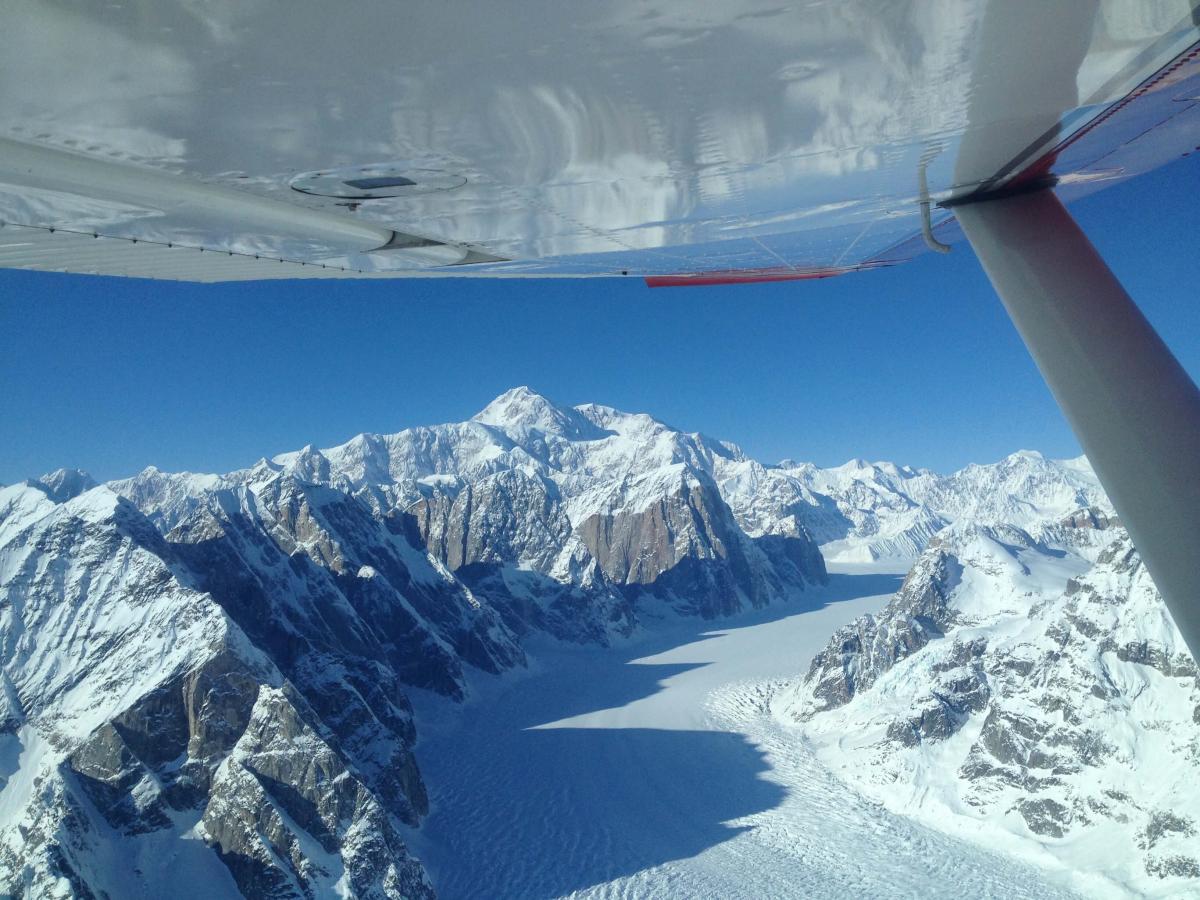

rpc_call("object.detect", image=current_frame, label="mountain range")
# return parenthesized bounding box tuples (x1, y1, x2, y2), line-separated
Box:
(2, 386, 1186, 898)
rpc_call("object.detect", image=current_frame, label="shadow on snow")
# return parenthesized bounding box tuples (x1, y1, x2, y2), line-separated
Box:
(411, 572, 900, 899)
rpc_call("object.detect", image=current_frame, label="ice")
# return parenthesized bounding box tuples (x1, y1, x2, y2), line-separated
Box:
(410, 565, 1083, 899)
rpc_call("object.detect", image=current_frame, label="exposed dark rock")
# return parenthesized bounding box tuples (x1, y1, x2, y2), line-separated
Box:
(202, 685, 434, 899)
(1012, 797, 1071, 838)
(576, 473, 797, 618)
(792, 548, 960, 719)
(1138, 811, 1196, 851)
(409, 468, 573, 574)
(1058, 506, 1118, 531)
(1146, 855, 1200, 879)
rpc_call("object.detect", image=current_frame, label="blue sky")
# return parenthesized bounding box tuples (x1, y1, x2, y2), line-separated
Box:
(2, 155, 1198, 484)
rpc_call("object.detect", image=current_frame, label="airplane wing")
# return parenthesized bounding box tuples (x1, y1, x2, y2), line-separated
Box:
(1, 1, 1198, 283)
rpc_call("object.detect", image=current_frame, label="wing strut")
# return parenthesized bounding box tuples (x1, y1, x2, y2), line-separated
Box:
(956, 188, 1200, 661)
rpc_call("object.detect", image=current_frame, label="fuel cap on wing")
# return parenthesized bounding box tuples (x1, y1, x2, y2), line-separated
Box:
(289, 164, 466, 199)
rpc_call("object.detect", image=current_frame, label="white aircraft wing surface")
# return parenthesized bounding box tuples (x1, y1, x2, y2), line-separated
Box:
(1, 0, 1198, 283)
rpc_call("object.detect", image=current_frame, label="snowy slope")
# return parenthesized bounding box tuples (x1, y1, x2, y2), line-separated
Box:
(3, 387, 1186, 899)
(0, 478, 441, 897)
(777, 522, 1200, 898)
(112, 387, 831, 634)
(780, 450, 1109, 564)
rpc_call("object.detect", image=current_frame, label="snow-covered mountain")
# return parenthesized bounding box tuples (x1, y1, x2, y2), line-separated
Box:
(718, 449, 1110, 565)
(777, 520, 1200, 897)
(0, 475, 497, 898)
(109, 387, 831, 634)
(0, 387, 1164, 897)
(0, 388, 829, 897)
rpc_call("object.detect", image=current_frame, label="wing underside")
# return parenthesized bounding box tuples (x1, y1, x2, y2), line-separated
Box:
(1, 1, 1197, 283)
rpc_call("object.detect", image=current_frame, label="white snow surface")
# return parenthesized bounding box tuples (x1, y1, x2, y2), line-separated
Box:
(409, 566, 1086, 900)
(754, 448, 1110, 565)
(0, 487, 233, 742)
(777, 529, 1200, 899)
(4, 388, 1173, 899)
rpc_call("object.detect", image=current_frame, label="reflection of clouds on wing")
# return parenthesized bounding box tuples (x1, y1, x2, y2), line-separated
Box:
(772, 1, 976, 175)
(727, 200, 868, 233)
(1096, 0, 1193, 45)
(604, 0, 980, 245)
(544, 156, 683, 251)
(474, 85, 686, 252)
(384, 0, 988, 253)
(486, 86, 660, 185)
(0, 1, 193, 166)
(175, 0, 261, 46)
(0, 186, 162, 230)
(0, 0, 1195, 271)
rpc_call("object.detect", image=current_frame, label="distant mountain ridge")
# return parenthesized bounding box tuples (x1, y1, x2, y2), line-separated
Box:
(109, 386, 832, 634)
(732, 448, 1108, 565)
(108, 385, 1109, 571)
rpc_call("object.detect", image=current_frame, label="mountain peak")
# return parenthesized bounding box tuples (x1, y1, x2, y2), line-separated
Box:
(474, 386, 553, 419)
(1005, 449, 1046, 462)
(473, 386, 608, 441)
(35, 468, 98, 503)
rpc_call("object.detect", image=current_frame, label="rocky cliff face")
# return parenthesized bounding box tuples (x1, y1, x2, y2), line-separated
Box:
(111, 387, 830, 639)
(789, 542, 964, 720)
(0, 483, 436, 899)
(779, 518, 1200, 897)
(0, 389, 832, 897)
